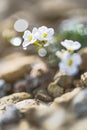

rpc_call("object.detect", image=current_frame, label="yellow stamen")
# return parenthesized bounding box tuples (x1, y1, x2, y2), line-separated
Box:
(67, 49, 74, 54)
(42, 32, 47, 38)
(28, 35, 33, 41)
(42, 40, 47, 44)
(67, 59, 73, 66)
(33, 41, 43, 47)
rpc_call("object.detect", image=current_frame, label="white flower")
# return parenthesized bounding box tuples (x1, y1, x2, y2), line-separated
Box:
(59, 51, 82, 76)
(61, 40, 81, 51)
(35, 26, 54, 42)
(22, 28, 38, 47)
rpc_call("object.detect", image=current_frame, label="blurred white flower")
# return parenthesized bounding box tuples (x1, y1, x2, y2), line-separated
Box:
(14, 19, 29, 32)
(59, 52, 82, 76)
(22, 28, 37, 48)
(61, 40, 81, 51)
(38, 48, 47, 57)
(55, 51, 63, 59)
(35, 26, 54, 42)
(10, 37, 22, 46)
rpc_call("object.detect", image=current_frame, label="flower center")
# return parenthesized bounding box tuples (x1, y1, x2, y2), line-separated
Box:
(28, 35, 33, 41)
(42, 32, 48, 38)
(67, 49, 74, 54)
(67, 59, 73, 66)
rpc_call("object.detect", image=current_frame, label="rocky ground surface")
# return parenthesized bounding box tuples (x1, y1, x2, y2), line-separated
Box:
(0, 47, 86, 130)
(0, 87, 87, 130)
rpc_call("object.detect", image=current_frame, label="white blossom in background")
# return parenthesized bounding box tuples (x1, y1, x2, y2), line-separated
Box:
(22, 28, 38, 48)
(55, 51, 63, 59)
(35, 26, 54, 42)
(38, 48, 47, 57)
(14, 19, 29, 32)
(10, 37, 22, 46)
(59, 51, 82, 76)
(61, 40, 81, 51)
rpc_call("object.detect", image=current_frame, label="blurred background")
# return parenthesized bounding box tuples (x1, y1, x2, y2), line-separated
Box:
(1, 0, 87, 51)
(1, 0, 87, 26)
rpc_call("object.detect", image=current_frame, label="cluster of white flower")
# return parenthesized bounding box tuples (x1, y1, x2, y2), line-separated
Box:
(22, 24, 82, 76)
(58, 40, 82, 76)
(22, 26, 54, 48)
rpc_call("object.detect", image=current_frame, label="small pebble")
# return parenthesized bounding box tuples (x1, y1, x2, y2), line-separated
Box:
(14, 80, 26, 92)
(48, 81, 64, 98)
(0, 105, 21, 124)
(81, 72, 87, 87)
(0, 79, 6, 97)
(33, 87, 53, 102)
(54, 71, 73, 89)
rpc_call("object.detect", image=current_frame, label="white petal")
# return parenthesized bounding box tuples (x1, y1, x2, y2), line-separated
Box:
(32, 27, 38, 34)
(39, 26, 47, 31)
(59, 62, 67, 71)
(22, 39, 36, 47)
(61, 40, 81, 50)
(48, 28, 54, 35)
(72, 41, 81, 50)
(22, 40, 30, 47)
(65, 66, 79, 76)
(23, 30, 31, 39)
(71, 53, 82, 66)
(59, 61, 79, 76)
(61, 51, 71, 61)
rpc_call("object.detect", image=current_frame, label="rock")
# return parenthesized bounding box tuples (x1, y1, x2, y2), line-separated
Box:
(0, 79, 7, 97)
(43, 106, 66, 130)
(25, 63, 54, 93)
(1, 88, 87, 130)
(0, 105, 21, 124)
(53, 88, 81, 105)
(19, 120, 31, 130)
(15, 99, 37, 112)
(47, 71, 74, 98)
(25, 75, 40, 93)
(64, 88, 74, 93)
(15, 99, 48, 113)
(80, 48, 87, 71)
(81, 72, 87, 87)
(72, 88, 87, 117)
(18, 100, 49, 128)
(69, 118, 87, 130)
(35, 92, 53, 102)
(0, 92, 31, 112)
(73, 79, 83, 88)
(0, 52, 48, 82)
(47, 81, 64, 98)
(33, 87, 53, 102)
(14, 80, 26, 92)
(54, 71, 74, 89)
